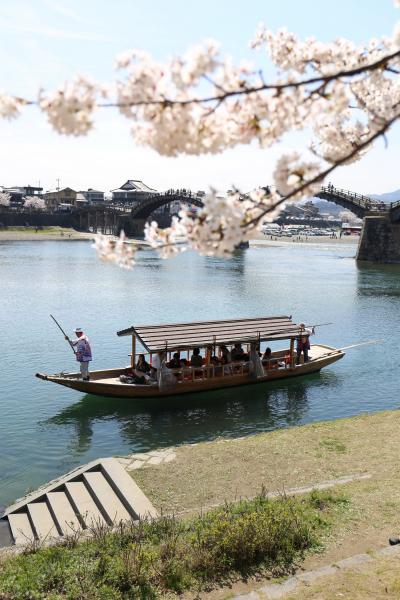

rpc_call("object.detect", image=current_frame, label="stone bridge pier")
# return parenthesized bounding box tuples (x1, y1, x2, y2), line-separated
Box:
(315, 186, 400, 264)
(356, 216, 400, 263)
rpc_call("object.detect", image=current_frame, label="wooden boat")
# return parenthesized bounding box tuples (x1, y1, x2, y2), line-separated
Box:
(36, 315, 344, 399)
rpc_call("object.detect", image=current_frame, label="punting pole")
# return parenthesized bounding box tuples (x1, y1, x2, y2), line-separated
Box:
(50, 314, 76, 355)
(339, 339, 383, 351)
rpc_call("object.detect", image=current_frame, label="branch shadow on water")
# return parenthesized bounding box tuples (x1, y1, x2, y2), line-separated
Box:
(41, 373, 337, 456)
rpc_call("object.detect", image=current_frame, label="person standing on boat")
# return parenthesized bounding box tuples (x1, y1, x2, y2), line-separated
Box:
(296, 323, 314, 365)
(65, 328, 92, 381)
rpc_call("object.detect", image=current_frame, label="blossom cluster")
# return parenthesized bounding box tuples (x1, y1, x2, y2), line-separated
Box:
(92, 230, 137, 269)
(23, 196, 46, 210)
(39, 75, 99, 135)
(0, 192, 11, 207)
(145, 189, 275, 259)
(0, 91, 25, 120)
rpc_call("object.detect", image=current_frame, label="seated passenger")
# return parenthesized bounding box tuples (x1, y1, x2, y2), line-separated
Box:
(219, 344, 231, 364)
(190, 347, 204, 367)
(167, 352, 181, 369)
(263, 347, 279, 369)
(136, 354, 151, 375)
(231, 343, 244, 361)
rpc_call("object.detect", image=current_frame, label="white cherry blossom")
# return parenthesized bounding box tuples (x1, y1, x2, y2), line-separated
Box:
(92, 230, 137, 269)
(39, 75, 99, 135)
(0, 92, 24, 120)
(0, 192, 11, 206)
(23, 196, 46, 210)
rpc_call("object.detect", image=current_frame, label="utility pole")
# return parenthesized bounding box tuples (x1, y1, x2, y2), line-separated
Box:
(57, 178, 60, 211)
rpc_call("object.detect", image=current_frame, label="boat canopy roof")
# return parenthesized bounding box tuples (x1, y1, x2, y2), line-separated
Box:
(117, 315, 302, 353)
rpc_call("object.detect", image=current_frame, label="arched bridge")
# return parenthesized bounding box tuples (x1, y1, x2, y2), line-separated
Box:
(315, 185, 400, 220)
(314, 185, 400, 263)
(130, 192, 203, 220)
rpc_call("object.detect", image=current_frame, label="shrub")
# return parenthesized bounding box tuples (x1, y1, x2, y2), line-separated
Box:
(0, 490, 347, 599)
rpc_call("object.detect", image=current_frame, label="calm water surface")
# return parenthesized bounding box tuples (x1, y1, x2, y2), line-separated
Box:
(1, 239, 399, 507)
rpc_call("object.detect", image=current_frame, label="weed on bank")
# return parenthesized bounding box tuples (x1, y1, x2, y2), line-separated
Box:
(0, 490, 348, 599)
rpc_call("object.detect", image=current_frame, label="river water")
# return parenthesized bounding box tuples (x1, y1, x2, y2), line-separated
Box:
(0, 239, 399, 507)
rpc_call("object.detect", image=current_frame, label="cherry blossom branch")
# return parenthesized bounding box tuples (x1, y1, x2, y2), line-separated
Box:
(244, 109, 400, 226)
(3, 48, 400, 112)
(99, 47, 400, 109)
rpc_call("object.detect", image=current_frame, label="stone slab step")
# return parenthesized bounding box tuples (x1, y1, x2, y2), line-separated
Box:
(28, 502, 60, 541)
(47, 491, 82, 535)
(100, 457, 158, 519)
(8, 512, 35, 545)
(83, 472, 132, 525)
(65, 481, 107, 528)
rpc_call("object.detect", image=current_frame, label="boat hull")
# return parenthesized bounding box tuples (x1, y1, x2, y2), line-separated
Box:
(36, 344, 344, 399)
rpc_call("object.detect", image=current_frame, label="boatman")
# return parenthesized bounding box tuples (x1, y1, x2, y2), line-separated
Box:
(296, 323, 314, 365)
(65, 328, 92, 380)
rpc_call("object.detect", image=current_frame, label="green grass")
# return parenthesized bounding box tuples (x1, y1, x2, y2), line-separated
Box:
(0, 490, 348, 599)
(318, 437, 347, 454)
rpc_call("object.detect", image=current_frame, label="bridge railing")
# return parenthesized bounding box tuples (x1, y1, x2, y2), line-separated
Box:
(320, 186, 388, 212)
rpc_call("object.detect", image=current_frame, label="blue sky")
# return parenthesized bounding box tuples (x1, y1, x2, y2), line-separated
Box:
(0, 0, 399, 195)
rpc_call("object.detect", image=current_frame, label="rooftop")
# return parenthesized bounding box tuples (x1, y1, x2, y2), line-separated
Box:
(117, 315, 300, 353)
(111, 180, 157, 193)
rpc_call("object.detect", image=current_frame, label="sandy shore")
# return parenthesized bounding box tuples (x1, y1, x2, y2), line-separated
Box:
(251, 234, 359, 246)
(0, 227, 150, 244)
(0, 227, 359, 246)
(0, 227, 94, 241)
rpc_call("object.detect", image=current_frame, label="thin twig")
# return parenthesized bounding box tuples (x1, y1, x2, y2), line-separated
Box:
(243, 110, 400, 227)
(17, 48, 400, 110)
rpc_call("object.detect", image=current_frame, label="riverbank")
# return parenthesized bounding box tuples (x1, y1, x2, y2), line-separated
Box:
(127, 409, 400, 598)
(0, 226, 94, 241)
(251, 234, 359, 246)
(0, 226, 359, 246)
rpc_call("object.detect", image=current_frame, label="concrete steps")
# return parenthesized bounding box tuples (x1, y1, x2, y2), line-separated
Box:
(1, 458, 158, 547)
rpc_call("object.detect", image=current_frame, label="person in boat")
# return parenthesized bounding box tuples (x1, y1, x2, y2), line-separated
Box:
(150, 351, 164, 379)
(296, 323, 315, 364)
(167, 352, 181, 369)
(65, 328, 92, 381)
(231, 343, 249, 361)
(219, 344, 231, 364)
(190, 347, 204, 367)
(136, 354, 151, 375)
(262, 347, 279, 369)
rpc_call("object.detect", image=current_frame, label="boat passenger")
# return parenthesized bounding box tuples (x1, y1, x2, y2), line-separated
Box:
(136, 354, 151, 375)
(151, 351, 164, 378)
(263, 347, 279, 369)
(219, 344, 231, 365)
(296, 324, 315, 364)
(167, 352, 181, 369)
(231, 343, 249, 361)
(190, 347, 204, 367)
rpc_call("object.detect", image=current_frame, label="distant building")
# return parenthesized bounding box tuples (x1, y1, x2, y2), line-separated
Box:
(43, 187, 77, 211)
(110, 180, 157, 204)
(342, 223, 362, 235)
(1, 185, 43, 206)
(79, 188, 105, 203)
(75, 192, 89, 207)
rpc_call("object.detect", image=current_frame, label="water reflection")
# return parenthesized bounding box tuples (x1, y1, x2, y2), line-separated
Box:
(43, 374, 331, 455)
(356, 262, 400, 298)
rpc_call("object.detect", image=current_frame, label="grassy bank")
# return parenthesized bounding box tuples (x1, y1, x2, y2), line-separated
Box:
(0, 227, 93, 241)
(131, 409, 400, 577)
(0, 491, 346, 599)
